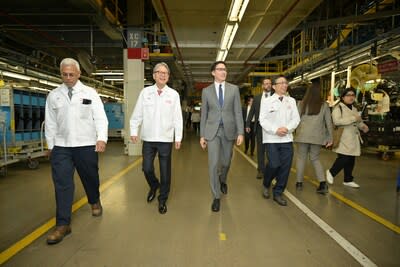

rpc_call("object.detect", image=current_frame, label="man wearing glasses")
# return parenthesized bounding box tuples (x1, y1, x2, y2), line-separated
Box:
(259, 76, 300, 206)
(45, 58, 108, 244)
(130, 62, 183, 214)
(200, 61, 244, 212)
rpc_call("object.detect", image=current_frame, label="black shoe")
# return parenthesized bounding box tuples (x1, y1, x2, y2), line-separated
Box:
(220, 183, 228, 194)
(256, 171, 263, 179)
(262, 187, 270, 199)
(158, 202, 167, 214)
(316, 182, 328, 194)
(211, 199, 220, 212)
(295, 182, 303, 190)
(147, 186, 158, 203)
(273, 195, 287, 206)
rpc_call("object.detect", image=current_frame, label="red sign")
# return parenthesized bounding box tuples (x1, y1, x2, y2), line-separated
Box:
(127, 48, 149, 61)
(194, 82, 212, 90)
(378, 60, 399, 73)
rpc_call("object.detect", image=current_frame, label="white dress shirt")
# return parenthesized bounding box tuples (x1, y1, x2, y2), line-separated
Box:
(259, 94, 300, 143)
(45, 80, 108, 149)
(130, 84, 183, 142)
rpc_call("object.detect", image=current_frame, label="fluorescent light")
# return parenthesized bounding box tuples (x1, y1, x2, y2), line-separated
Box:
(29, 86, 51, 92)
(39, 79, 60, 87)
(238, 0, 249, 22)
(221, 24, 235, 50)
(92, 72, 124, 75)
(216, 50, 228, 61)
(226, 23, 239, 50)
(2, 71, 31, 81)
(228, 0, 249, 22)
(104, 78, 124, 81)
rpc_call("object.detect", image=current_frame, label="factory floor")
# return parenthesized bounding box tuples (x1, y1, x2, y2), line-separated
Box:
(0, 131, 399, 266)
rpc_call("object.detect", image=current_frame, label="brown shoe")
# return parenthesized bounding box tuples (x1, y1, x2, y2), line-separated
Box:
(91, 201, 103, 217)
(46, 225, 71, 245)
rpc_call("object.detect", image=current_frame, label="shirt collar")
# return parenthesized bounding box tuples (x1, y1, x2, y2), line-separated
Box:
(214, 81, 225, 89)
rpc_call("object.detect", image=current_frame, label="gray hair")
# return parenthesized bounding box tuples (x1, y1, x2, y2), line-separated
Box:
(60, 58, 81, 72)
(153, 62, 170, 74)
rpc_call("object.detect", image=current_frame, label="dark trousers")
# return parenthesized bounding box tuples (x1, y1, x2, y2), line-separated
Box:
(329, 153, 355, 182)
(255, 124, 267, 172)
(51, 146, 100, 226)
(244, 122, 255, 154)
(263, 142, 293, 196)
(142, 141, 173, 203)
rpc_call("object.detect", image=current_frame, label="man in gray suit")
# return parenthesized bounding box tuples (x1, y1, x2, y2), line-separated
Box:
(200, 61, 244, 212)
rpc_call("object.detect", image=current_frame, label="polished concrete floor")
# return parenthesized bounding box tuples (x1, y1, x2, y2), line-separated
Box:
(0, 131, 399, 266)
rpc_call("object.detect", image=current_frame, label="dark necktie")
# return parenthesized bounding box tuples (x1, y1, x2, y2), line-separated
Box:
(279, 96, 283, 101)
(68, 87, 73, 100)
(218, 84, 224, 107)
(265, 92, 268, 98)
(157, 90, 162, 95)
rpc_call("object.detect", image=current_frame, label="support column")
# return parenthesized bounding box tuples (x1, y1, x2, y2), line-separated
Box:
(124, 0, 145, 155)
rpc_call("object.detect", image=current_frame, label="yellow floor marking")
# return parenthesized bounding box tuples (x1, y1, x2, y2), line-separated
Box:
(299, 171, 400, 234)
(219, 233, 227, 241)
(235, 147, 400, 235)
(0, 158, 142, 265)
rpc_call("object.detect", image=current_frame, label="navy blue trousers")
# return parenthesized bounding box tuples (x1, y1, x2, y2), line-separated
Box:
(51, 146, 100, 226)
(142, 141, 173, 203)
(263, 142, 293, 196)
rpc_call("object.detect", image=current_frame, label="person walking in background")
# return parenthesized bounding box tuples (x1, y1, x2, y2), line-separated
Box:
(242, 95, 255, 156)
(200, 61, 244, 212)
(246, 77, 274, 179)
(45, 58, 108, 245)
(191, 109, 201, 134)
(326, 88, 369, 188)
(259, 76, 300, 206)
(294, 79, 333, 194)
(130, 62, 183, 214)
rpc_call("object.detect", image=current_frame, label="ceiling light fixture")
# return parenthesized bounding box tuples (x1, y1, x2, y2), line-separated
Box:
(216, 0, 249, 61)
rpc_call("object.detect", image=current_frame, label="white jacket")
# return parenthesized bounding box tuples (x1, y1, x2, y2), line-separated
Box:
(130, 84, 183, 142)
(45, 80, 108, 149)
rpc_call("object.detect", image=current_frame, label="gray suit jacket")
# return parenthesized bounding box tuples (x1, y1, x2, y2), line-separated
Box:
(200, 82, 244, 140)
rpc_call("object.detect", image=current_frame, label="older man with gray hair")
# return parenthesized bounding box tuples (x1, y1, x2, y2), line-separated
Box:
(130, 62, 183, 214)
(45, 58, 108, 244)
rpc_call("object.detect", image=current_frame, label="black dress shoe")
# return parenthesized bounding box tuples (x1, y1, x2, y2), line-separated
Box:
(316, 182, 328, 194)
(158, 202, 167, 214)
(273, 195, 287, 206)
(220, 183, 228, 194)
(147, 186, 158, 203)
(262, 187, 270, 199)
(256, 171, 263, 179)
(211, 198, 220, 212)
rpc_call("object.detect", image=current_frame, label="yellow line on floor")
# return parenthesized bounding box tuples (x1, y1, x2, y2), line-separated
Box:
(219, 233, 227, 241)
(235, 147, 400, 235)
(298, 172, 400, 234)
(0, 158, 142, 266)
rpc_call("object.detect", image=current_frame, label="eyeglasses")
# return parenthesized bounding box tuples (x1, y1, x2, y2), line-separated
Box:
(154, 71, 169, 76)
(275, 81, 288, 85)
(61, 73, 76, 78)
(215, 68, 227, 72)
(345, 94, 356, 97)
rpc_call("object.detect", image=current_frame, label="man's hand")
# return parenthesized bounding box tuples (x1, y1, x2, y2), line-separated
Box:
(236, 135, 244, 146)
(276, 127, 288, 137)
(325, 141, 333, 148)
(175, 142, 181, 150)
(245, 127, 251, 133)
(46, 149, 52, 158)
(95, 141, 107, 152)
(200, 137, 207, 149)
(361, 124, 369, 133)
(130, 136, 139, 144)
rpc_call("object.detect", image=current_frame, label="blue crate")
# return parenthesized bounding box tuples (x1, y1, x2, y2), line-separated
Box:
(39, 97, 46, 107)
(31, 96, 39, 106)
(22, 95, 30, 105)
(13, 93, 22, 104)
(23, 132, 31, 141)
(31, 131, 40, 140)
(15, 133, 23, 141)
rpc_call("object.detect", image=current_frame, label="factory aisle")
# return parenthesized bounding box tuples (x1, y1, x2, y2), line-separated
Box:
(0, 132, 399, 266)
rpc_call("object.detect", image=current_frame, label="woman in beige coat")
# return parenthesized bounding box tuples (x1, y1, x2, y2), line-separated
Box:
(294, 81, 333, 194)
(326, 88, 369, 188)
